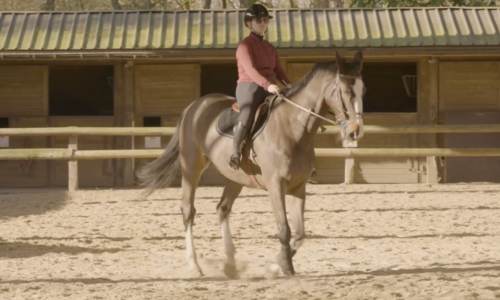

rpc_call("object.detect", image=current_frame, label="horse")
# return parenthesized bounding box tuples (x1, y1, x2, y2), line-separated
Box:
(137, 51, 365, 278)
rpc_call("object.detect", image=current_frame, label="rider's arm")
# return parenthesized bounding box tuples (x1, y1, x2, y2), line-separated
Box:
(236, 42, 271, 89)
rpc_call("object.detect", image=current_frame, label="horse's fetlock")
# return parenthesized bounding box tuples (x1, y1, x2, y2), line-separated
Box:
(278, 225, 291, 245)
(217, 204, 230, 221)
(181, 205, 196, 228)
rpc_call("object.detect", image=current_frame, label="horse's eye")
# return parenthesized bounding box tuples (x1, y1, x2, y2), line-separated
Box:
(343, 88, 353, 97)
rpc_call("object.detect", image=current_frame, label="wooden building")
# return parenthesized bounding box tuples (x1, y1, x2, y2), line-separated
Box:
(1, 7, 500, 187)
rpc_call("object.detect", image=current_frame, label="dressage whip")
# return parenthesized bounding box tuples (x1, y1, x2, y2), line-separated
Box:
(275, 92, 341, 126)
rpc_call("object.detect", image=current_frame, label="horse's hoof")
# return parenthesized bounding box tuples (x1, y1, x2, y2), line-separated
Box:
(188, 265, 204, 277)
(265, 264, 281, 279)
(223, 263, 239, 279)
(277, 252, 295, 276)
(280, 266, 295, 276)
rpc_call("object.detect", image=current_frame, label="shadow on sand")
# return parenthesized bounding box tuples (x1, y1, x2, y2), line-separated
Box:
(0, 189, 68, 220)
(0, 241, 122, 259)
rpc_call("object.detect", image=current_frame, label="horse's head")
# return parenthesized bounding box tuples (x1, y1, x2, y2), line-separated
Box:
(324, 50, 365, 142)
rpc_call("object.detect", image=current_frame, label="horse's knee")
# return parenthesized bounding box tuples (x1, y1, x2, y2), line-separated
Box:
(291, 234, 305, 252)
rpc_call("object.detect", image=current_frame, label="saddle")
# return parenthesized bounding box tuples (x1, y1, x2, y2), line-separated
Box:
(216, 94, 279, 140)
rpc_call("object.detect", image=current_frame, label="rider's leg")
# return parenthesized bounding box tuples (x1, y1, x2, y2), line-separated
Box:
(229, 82, 266, 169)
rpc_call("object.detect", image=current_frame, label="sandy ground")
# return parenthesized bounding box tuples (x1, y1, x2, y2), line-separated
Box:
(0, 184, 500, 300)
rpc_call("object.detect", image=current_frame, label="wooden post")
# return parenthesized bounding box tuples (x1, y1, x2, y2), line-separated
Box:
(123, 61, 136, 186)
(68, 135, 78, 192)
(426, 156, 439, 184)
(418, 57, 440, 184)
(343, 140, 358, 184)
(113, 63, 123, 187)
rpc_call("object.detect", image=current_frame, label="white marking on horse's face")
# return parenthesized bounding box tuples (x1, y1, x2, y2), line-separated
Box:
(352, 77, 365, 140)
(352, 77, 364, 114)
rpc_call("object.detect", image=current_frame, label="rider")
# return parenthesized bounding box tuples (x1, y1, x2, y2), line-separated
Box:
(229, 3, 291, 170)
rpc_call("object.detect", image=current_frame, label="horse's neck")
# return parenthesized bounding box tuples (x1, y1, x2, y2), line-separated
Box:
(271, 76, 326, 144)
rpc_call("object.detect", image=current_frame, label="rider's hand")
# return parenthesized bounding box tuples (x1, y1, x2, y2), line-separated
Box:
(267, 84, 281, 95)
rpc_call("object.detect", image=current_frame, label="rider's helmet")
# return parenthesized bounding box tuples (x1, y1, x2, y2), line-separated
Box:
(244, 4, 273, 26)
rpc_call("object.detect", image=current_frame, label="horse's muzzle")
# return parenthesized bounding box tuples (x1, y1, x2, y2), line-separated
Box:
(344, 119, 364, 141)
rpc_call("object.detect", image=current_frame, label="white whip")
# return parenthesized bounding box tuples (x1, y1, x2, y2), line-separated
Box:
(276, 92, 341, 126)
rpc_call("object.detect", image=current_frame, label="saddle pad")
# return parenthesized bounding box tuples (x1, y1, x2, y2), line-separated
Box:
(216, 106, 240, 137)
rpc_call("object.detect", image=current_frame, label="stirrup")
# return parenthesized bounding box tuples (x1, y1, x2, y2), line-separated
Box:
(229, 154, 241, 170)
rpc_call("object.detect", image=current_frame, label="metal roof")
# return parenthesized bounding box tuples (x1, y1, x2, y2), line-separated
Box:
(0, 8, 499, 52)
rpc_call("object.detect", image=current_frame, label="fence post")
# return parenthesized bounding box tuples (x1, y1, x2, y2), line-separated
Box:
(418, 57, 440, 184)
(68, 135, 78, 192)
(343, 140, 358, 184)
(123, 61, 136, 186)
(426, 156, 439, 184)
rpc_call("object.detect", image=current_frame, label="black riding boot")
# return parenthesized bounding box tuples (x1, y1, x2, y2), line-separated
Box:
(229, 121, 248, 170)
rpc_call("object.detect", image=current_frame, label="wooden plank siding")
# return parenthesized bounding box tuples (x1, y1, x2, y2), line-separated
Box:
(133, 63, 207, 185)
(0, 65, 49, 187)
(134, 64, 200, 117)
(439, 61, 500, 182)
(0, 65, 48, 117)
(439, 62, 500, 112)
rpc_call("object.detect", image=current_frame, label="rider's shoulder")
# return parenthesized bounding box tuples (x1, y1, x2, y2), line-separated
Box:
(238, 35, 253, 45)
(262, 39, 275, 48)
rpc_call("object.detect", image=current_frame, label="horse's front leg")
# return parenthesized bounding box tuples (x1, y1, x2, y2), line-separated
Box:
(268, 177, 295, 275)
(288, 183, 306, 258)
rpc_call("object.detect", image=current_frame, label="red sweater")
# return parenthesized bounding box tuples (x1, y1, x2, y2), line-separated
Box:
(236, 32, 290, 89)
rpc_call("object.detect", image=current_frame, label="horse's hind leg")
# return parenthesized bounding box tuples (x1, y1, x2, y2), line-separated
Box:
(180, 150, 206, 276)
(216, 181, 243, 279)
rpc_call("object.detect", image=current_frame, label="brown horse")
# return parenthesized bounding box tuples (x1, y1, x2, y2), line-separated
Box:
(138, 51, 365, 278)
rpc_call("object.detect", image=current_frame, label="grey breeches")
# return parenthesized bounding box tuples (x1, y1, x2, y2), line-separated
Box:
(235, 82, 269, 129)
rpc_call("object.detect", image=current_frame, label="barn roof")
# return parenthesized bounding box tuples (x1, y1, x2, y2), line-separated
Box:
(0, 7, 499, 54)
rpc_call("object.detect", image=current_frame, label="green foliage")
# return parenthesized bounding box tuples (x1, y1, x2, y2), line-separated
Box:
(349, 0, 498, 8)
(0, 0, 497, 10)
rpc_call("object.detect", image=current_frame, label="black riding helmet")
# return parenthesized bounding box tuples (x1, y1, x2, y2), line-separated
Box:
(244, 4, 272, 25)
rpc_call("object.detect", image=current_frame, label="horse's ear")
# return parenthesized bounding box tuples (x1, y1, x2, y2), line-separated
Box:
(335, 51, 345, 73)
(353, 50, 363, 73)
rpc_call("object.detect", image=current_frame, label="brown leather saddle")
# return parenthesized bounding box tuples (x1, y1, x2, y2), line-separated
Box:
(216, 94, 279, 140)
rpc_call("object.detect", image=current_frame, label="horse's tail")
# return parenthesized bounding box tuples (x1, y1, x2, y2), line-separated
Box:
(136, 121, 181, 198)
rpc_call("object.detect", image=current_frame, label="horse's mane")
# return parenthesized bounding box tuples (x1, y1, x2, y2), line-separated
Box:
(283, 62, 337, 98)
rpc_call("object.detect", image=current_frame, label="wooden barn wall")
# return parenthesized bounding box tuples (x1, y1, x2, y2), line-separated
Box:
(134, 64, 200, 118)
(2, 56, 500, 188)
(439, 61, 500, 183)
(439, 62, 500, 112)
(0, 65, 48, 117)
(0, 65, 49, 187)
